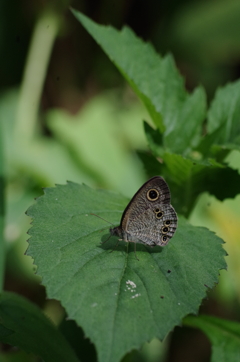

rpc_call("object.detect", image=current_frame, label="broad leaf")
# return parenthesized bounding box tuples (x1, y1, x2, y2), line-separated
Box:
(26, 182, 226, 362)
(184, 315, 240, 362)
(71, 9, 206, 154)
(0, 292, 79, 362)
(45, 94, 148, 195)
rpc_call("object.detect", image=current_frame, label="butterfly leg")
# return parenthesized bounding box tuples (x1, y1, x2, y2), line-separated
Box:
(109, 238, 122, 253)
(134, 242, 139, 261)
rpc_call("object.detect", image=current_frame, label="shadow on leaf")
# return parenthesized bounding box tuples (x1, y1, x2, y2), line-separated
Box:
(99, 233, 164, 258)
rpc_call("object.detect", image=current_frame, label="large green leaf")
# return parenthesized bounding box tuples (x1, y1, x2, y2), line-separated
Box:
(0, 292, 79, 362)
(46, 93, 147, 195)
(26, 182, 226, 362)
(71, 9, 206, 155)
(184, 315, 240, 362)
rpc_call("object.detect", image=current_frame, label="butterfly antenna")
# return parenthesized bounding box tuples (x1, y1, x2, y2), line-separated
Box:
(90, 213, 114, 225)
(101, 233, 112, 245)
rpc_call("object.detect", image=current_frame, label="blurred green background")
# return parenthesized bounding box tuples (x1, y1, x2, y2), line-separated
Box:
(1, 0, 240, 361)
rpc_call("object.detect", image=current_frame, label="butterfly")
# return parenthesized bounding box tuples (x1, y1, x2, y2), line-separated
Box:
(95, 176, 177, 260)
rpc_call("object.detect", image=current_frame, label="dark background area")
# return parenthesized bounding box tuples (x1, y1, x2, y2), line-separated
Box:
(2, 0, 240, 109)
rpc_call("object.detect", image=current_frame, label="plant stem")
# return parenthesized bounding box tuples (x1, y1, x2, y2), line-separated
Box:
(0, 118, 5, 292)
(15, 10, 60, 140)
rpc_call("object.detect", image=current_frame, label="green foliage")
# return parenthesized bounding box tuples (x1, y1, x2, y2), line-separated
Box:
(184, 315, 240, 362)
(26, 182, 226, 362)
(207, 81, 240, 151)
(45, 96, 148, 194)
(71, 9, 240, 219)
(71, 9, 206, 155)
(0, 292, 78, 362)
(2, 8, 239, 362)
(142, 122, 240, 215)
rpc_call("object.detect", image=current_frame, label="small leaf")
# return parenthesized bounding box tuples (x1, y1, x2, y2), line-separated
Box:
(137, 151, 162, 179)
(184, 315, 240, 362)
(208, 81, 240, 139)
(144, 121, 164, 157)
(26, 182, 226, 362)
(71, 9, 207, 154)
(0, 292, 79, 362)
(196, 125, 227, 159)
(206, 80, 240, 152)
(163, 86, 206, 154)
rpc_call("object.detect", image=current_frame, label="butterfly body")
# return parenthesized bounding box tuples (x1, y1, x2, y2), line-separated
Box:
(110, 176, 177, 247)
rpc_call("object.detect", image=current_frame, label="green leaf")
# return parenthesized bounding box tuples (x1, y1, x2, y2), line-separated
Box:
(207, 80, 240, 147)
(184, 315, 240, 362)
(0, 89, 92, 188)
(142, 123, 240, 215)
(163, 86, 206, 155)
(26, 182, 226, 362)
(71, 9, 207, 154)
(143, 122, 164, 156)
(46, 93, 147, 195)
(161, 153, 240, 209)
(137, 151, 162, 180)
(59, 319, 97, 362)
(196, 80, 240, 161)
(0, 292, 79, 362)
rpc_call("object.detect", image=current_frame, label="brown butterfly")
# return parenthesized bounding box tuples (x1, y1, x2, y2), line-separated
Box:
(109, 176, 177, 259)
(92, 176, 177, 260)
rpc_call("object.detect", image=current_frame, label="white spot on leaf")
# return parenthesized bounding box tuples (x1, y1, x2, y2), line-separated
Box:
(126, 280, 136, 288)
(131, 293, 141, 299)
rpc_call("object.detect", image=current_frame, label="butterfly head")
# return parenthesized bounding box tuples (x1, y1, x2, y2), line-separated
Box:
(110, 226, 122, 238)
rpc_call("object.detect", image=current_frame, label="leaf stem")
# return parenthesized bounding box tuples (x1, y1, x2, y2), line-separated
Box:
(15, 10, 60, 140)
(0, 118, 5, 292)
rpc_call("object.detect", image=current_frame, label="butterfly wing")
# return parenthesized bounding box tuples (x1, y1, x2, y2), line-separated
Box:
(120, 176, 177, 246)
